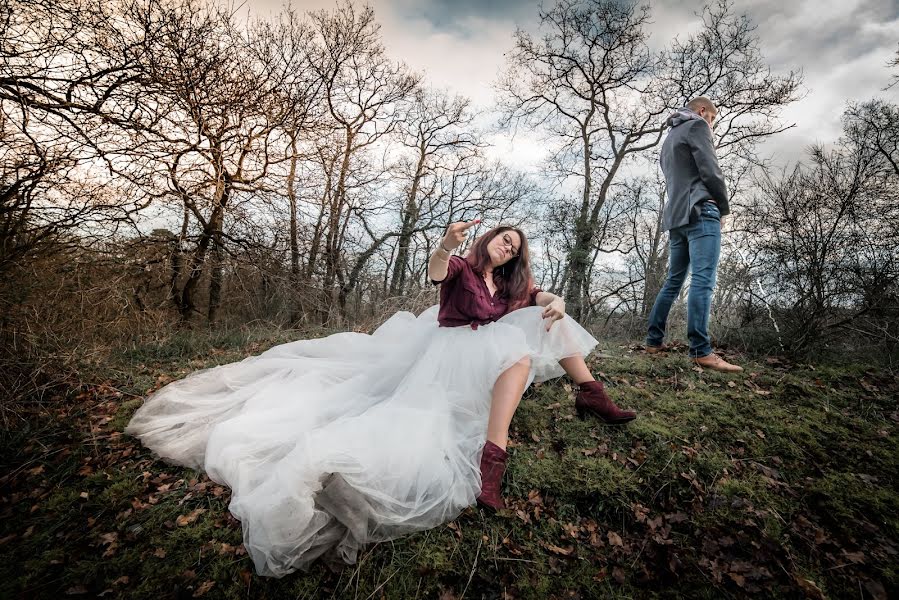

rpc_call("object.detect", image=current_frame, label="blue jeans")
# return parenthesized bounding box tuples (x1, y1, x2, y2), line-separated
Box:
(646, 202, 721, 358)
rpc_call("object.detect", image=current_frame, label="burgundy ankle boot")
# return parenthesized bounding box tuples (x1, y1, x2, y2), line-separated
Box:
(476, 440, 508, 511)
(575, 380, 637, 424)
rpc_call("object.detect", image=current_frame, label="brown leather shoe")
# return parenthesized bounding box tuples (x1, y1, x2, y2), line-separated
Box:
(575, 381, 636, 424)
(476, 440, 508, 511)
(645, 344, 669, 354)
(692, 353, 743, 373)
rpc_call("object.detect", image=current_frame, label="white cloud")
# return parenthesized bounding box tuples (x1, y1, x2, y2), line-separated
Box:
(242, 0, 899, 170)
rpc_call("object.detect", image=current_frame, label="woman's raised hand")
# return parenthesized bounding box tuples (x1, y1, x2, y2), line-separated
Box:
(442, 219, 481, 251)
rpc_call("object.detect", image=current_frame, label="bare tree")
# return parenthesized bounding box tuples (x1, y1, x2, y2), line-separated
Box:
(125, 0, 291, 323)
(497, 0, 663, 320)
(746, 131, 898, 352)
(0, 0, 163, 281)
(610, 172, 670, 317)
(250, 7, 326, 323)
(497, 0, 802, 321)
(306, 2, 420, 317)
(886, 43, 899, 90)
(387, 88, 481, 296)
(844, 100, 899, 179)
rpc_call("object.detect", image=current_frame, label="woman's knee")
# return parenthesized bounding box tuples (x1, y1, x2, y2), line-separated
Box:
(497, 355, 531, 382)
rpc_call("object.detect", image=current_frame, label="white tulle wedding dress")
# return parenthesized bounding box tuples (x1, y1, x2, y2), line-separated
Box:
(126, 304, 597, 577)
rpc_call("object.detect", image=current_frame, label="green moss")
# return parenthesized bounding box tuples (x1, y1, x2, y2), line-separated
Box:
(110, 398, 143, 431)
(97, 477, 145, 508)
(3, 334, 897, 599)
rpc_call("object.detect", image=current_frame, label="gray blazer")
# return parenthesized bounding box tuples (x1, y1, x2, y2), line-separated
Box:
(660, 111, 729, 231)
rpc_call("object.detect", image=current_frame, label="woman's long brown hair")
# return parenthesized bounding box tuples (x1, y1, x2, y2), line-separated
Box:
(465, 226, 534, 310)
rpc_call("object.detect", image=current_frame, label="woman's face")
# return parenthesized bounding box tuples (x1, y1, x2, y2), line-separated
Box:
(486, 230, 522, 268)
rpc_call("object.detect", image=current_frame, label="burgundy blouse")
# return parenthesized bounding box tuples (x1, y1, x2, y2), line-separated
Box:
(431, 255, 542, 328)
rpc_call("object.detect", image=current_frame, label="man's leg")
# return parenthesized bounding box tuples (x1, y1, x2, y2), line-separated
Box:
(685, 205, 721, 358)
(646, 228, 689, 348)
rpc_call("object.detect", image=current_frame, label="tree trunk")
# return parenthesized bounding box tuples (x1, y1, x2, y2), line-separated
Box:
(179, 227, 212, 324)
(206, 175, 229, 324)
(323, 127, 353, 294)
(169, 203, 190, 311)
(305, 151, 337, 280)
(642, 192, 669, 316)
(565, 142, 628, 321)
(288, 133, 301, 280)
(207, 225, 225, 323)
(180, 174, 229, 325)
(287, 131, 303, 324)
(389, 152, 426, 295)
(564, 128, 594, 321)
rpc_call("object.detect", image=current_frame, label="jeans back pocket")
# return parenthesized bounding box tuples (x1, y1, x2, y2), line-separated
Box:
(700, 202, 720, 221)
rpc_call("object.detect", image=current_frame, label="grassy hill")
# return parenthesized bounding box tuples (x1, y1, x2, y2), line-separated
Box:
(1, 329, 896, 599)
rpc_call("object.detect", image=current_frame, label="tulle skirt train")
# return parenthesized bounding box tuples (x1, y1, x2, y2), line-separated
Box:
(125, 305, 598, 577)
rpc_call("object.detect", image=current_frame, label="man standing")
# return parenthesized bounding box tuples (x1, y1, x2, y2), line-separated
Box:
(645, 97, 742, 373)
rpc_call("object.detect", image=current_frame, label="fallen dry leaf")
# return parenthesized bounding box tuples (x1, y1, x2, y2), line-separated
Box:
(527, 489, 543, 506)
(219, 542, 236, 555)
(542, 542, 574, 556)
(794, 575, 825, 600)
(102, 542, 118, 558)
(99, 532, 118, 545)
(175, 508, 206, 527)
(192, 581, 215, 597)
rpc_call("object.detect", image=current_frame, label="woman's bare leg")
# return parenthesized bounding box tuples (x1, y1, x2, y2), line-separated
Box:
(486, 357, 531, 450)
(558, 355, 594, 385)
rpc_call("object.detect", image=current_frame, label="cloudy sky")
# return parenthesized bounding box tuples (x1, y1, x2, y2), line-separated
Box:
(243, 0, 899, 171)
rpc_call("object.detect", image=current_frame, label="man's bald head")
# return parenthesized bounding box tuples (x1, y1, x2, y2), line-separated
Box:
(686, 97, 718, 126)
